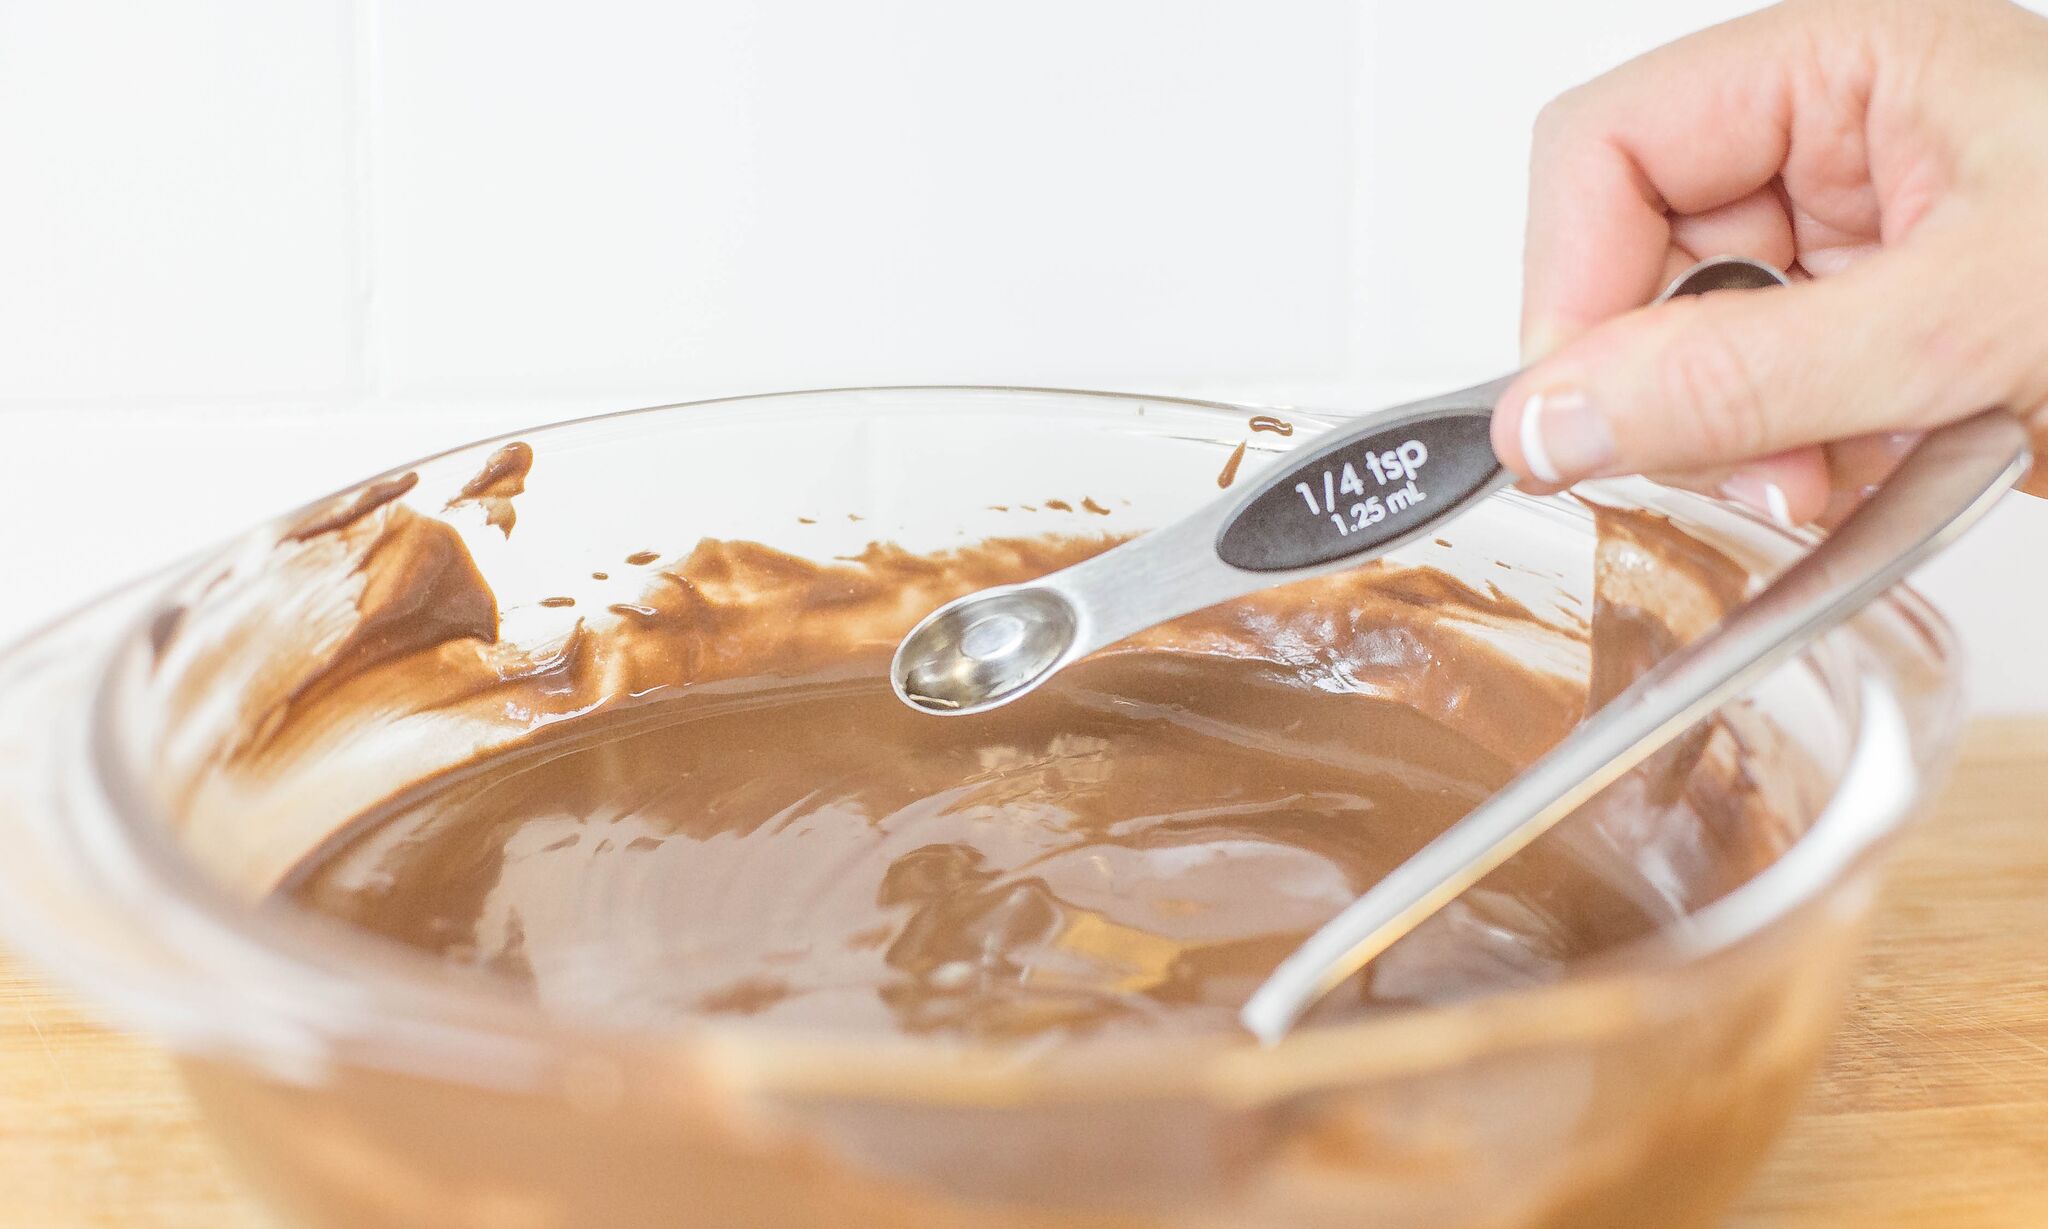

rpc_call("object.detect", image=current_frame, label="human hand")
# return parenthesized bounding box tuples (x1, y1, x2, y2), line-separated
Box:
(1492, 0, 2048, 526)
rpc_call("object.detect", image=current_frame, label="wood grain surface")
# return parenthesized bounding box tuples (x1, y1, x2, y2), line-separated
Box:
(3, 719, 2045, 1228)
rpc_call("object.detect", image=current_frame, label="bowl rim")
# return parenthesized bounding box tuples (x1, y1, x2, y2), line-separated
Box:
(49, 384, 1963, 1101)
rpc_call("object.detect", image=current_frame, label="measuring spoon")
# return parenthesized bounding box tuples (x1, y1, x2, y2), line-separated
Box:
(891, 256, 1785, 715)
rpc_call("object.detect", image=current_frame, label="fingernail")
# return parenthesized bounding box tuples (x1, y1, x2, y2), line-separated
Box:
(1719, 472, 1796, 528)
(1517, 388, 1613, 484)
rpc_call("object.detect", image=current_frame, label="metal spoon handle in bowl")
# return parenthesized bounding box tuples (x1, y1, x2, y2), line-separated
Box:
(1238, 405, 2032, 1043)
(890, 257, 1788, 716)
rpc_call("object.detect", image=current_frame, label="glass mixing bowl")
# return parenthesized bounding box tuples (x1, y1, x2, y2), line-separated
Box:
(0, 387, 1963, 1228)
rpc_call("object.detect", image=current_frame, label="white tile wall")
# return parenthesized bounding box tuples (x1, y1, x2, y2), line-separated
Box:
(368, 2, 1361, 402)
(0, 1, 359, 402)
(2, 1, 2045, 708)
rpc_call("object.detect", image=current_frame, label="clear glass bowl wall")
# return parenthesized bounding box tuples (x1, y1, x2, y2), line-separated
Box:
(0, 388, 1964, 1229)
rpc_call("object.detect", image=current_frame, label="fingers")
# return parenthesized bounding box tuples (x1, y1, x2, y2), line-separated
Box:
(1492, 243, 2012, 484)
(1514, 0, 2048, 505)
(1650, 446, 1833, 527)
(1522, 5, 1810, 358)
(1668, 187, 1799, 275)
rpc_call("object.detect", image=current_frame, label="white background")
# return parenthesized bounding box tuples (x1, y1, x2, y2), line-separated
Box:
(3, 1, 2044, 708)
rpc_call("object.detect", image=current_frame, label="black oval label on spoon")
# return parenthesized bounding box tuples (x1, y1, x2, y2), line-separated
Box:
(1215, 409, 1502, 573)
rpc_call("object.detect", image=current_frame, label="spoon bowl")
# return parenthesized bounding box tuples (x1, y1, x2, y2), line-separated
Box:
(893, 584, 1079, 714)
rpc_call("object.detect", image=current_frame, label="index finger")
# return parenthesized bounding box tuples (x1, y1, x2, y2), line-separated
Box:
(1522, 4, 1811, 356)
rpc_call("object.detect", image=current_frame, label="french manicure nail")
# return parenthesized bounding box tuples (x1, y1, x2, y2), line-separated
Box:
(1719, 472, 1796, 528)
(1517, 389, 1614, 484)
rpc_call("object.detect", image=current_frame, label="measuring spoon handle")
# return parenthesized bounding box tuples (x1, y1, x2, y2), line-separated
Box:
(1212, 379, 1513, 574)
(1047, 257, 1794, 652)
(894, 258, 1796, 715)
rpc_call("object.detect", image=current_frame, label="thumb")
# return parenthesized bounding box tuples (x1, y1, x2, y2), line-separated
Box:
(1491, 248, 2010, 485)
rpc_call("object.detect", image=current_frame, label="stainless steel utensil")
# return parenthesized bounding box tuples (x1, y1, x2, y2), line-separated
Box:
(891, 257, 1782, 715)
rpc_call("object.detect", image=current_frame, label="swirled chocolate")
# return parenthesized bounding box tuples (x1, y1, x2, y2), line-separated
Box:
(273, 508, 1784, 1041)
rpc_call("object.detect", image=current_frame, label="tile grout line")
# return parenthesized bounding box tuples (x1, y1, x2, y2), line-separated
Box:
(345, 0, 384, 404)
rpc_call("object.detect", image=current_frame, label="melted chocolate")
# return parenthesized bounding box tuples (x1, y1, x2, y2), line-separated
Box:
(253, 504, 500, 748)
(133, 447, 1826, 1228)
(444, 442, 533, 537)
(284, 472, 420, 541)
(1216, 440, 1249, 488)
(288, 657, 1671, 1039)
(269, 518, 1782, 1043)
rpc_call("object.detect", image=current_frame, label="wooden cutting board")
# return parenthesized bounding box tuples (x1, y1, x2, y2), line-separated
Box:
(5, 718, 2046, 1228)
